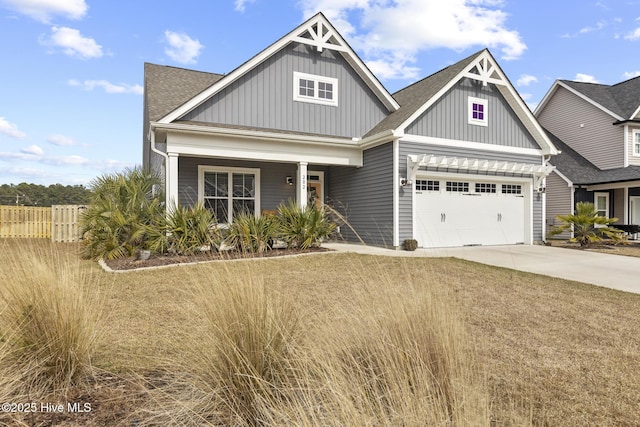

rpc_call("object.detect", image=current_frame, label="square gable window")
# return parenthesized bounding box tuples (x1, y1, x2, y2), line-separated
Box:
(293, 72, 338, 106)
(468, 97, 488, 126)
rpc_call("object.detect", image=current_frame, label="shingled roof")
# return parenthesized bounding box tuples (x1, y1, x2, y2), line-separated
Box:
(144, 63, 224, 122)
(546, 129, 640, 184)
(560, 76, 640, 120)
(364, 49, 483, 137)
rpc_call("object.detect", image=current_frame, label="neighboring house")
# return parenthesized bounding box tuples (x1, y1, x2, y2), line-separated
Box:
(535, 77, 640, 237)
(143, 13, 558, 249)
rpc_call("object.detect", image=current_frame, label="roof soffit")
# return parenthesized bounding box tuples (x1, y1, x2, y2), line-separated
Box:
(157, 13, 399, 124)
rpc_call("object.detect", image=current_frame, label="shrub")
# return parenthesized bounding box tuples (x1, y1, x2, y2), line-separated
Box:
(80, 167, 164, 259)
(148, 202, 220, 255)
(403, 238, 418, 251)
(548, 201, 623, 246)
(226, 211, 278, 253)
(0, 241, 100, 398)
(277, 200, 336, 249)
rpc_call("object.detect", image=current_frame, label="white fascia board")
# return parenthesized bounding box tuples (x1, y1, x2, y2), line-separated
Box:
(534, 81, 559, 116)
(152, 121, 358, 147)
(585, 180, 640, 191)
(631, 104, 640, 120)
(162, 126, 362, 167)
(401, 134, 544, 157)
(551, 168, 574, 187)
(359, 129, 403, 149)
(159, 14, 398, 124)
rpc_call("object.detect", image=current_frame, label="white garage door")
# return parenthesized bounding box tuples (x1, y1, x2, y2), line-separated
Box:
(414, 178, 526, 248)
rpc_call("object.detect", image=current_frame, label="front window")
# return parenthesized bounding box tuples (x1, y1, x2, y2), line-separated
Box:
(199, 166, 260, 223)
(634, 130, 640, 156)
(468, 97, 488, 126)
(293, 72, 338, 106)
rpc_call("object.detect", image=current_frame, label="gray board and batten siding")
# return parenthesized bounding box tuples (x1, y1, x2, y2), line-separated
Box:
(328, 143, 394, 247)
(177, 156, 299, 211)
(181, 42, 389, 138)
(536, 86, 623, 170)
(406, 78, 539, 150)
(545, 171, 573, 239)
(398, 141, 546, 243)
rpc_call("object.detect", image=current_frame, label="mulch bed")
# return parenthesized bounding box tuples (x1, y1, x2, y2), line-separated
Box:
(103, 247, 332, 271)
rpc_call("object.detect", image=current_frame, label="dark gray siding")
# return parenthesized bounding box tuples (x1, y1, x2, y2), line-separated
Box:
(399, 140, 545, 242)
(177, 157, 298, 211)
(182, 43, 389, 138)
(407, 78, 539, 150)
(328, 143, 394, 247)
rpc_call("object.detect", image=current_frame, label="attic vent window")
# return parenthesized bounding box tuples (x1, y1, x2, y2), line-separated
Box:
(293, 72, 338, 106)
(468, 97, 488, 126)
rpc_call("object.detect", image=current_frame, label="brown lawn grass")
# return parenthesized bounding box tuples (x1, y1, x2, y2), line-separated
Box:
(1, 239, 640, 426)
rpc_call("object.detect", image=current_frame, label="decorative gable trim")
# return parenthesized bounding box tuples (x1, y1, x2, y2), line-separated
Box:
(535, 81, 625, 121)
(397, 49, 558, 156)
(158, 13, 398, 124)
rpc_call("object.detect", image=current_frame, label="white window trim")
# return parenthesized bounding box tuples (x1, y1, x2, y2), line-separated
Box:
(633, 129, 640, 157)
(594, 192, 609, 218)
(293, 71, 338, 106)
(198, 165, 261, 223)
(468, 96, 488, 127)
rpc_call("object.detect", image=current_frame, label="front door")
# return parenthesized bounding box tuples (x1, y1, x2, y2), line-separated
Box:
(631, 197, 640, 225)
(307, 171, 324, 209)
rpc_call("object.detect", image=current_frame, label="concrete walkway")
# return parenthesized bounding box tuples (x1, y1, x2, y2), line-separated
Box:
(323, 243, 640, 294)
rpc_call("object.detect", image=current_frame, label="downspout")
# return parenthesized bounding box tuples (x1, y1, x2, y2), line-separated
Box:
(148, 126, 169, 204)
(541, 155, 551, 244)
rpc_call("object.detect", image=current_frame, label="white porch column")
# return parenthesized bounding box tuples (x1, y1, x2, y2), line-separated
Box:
(167, 152, 179, 209)
(297, 161, 308, 208)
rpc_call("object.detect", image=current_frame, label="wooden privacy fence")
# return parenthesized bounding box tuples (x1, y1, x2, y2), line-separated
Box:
(0, 205, 87, 242)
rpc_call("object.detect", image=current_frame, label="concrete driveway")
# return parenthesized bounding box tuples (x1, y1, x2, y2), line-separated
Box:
(324, 243, 640, 294)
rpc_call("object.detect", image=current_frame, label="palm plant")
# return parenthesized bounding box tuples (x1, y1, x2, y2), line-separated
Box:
(148, 202, 220, 255)
(548, 201, 623, 246)
(80, 167, 164, 259)
(277, 200, 335, 249)
(225, 211, 278, 253)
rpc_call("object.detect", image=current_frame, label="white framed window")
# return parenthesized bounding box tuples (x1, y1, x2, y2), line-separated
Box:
(293, 72, 338, 106)
(468, 96, 488, 126)
(446, 181, 469, 192)
(198, 166, 260, 223)
(594, 192, 609, 218)
(415, 180, 439, 191)
(475, 183, 496, 193)
(633, 130, 640, 156)
(502, 184, 522, 195)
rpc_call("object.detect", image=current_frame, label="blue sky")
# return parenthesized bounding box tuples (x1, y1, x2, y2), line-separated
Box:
(0, 0, 639, 186)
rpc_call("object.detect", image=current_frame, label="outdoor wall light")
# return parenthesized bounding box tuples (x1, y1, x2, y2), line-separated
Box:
(286, 176, 294, 185)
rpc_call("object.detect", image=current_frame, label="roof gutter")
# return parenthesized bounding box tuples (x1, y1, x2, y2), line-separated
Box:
(613, 119, 640, 125)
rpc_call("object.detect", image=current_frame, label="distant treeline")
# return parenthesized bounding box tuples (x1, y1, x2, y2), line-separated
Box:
(0, 183, 92, 207)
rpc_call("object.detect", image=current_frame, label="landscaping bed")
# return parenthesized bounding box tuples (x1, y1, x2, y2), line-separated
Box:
(103, 246, 332, 271)
(547, 239, 640, 258)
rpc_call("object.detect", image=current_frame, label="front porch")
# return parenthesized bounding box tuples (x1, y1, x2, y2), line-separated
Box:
(577, 181, 640, 237)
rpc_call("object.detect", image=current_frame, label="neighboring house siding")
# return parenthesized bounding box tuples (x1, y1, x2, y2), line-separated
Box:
(177, 157, 297, 211)
(398, 141, 545, 243)
(629, 125, 640, 166)
(545, 172, 572, 239)
(537, 86, 623, 170)
(182, 43, 389, 138)
(150, 140, 167, 186)
(406, 78, 539, 150)
(328, 143, 394, 247)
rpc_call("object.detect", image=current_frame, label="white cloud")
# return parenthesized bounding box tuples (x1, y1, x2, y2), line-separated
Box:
(47, 134, 76, 146)
(21, 145, 44, 155)
(575, 73, 599, 83)
(234, 0, 255, 12)
(516, 74, 538, 87)
(625, 27, 640, 40)
(164, 30, 204, 64)
(0, 0, 87, 23)
(42, 155, 89, 166)
(41, 26, 103, 59)
(623, 71, 640, 79)
(299, 0, 526, 80)
(0, 116, 26, 139)
(68, 79, 143, 95)
(579, 20, 606, 34)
